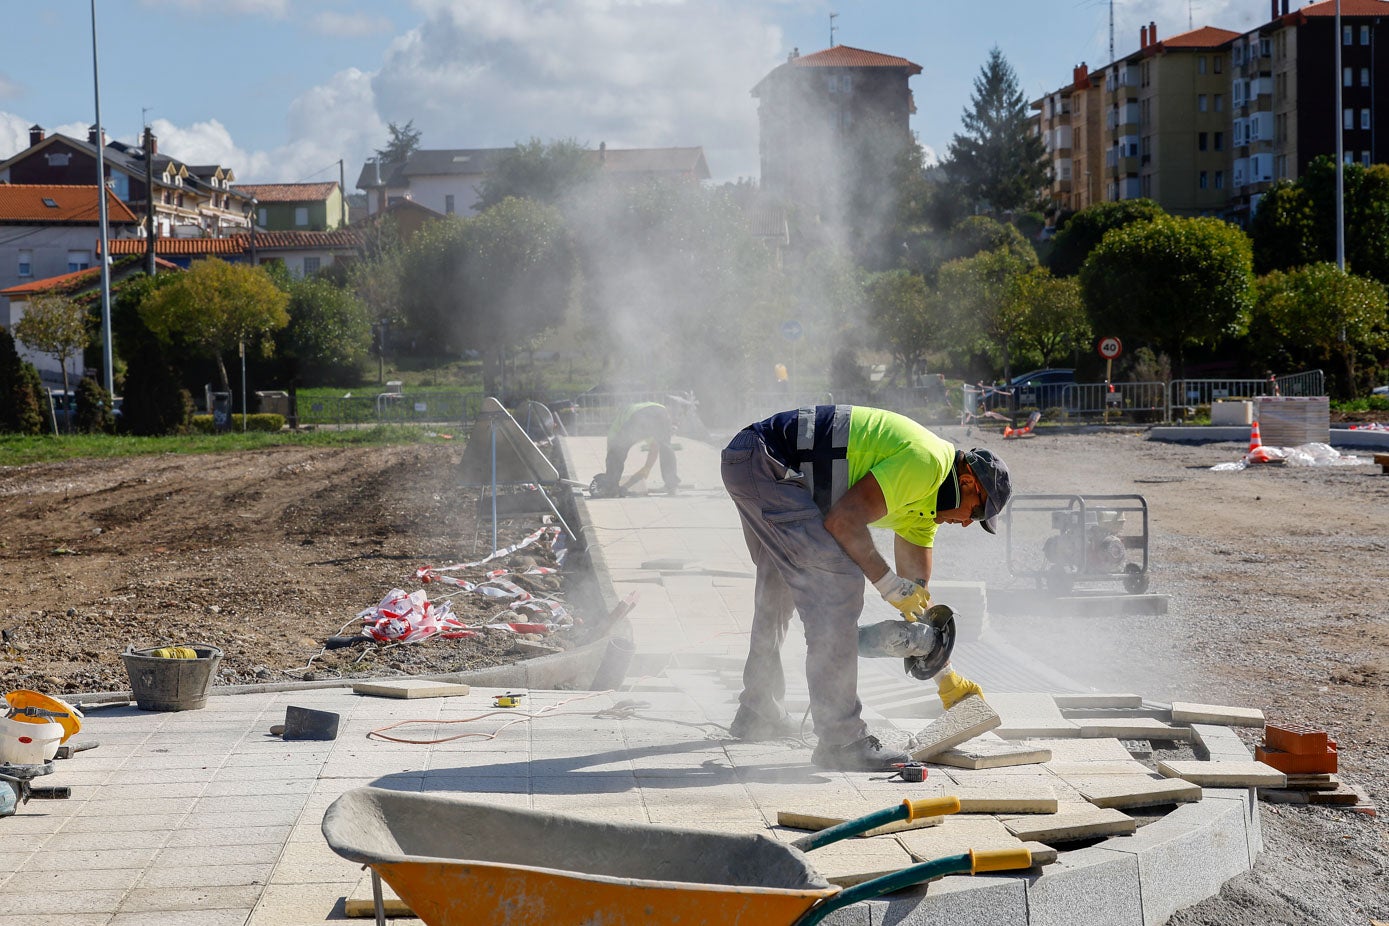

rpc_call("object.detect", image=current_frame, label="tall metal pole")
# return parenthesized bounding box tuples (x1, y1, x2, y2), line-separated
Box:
(90, 0, 113, 397)
(338, 159, 346, 228)
(1335, 0, 1346, 271)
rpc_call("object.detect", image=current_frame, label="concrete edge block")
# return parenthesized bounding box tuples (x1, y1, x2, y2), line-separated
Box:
(1201, 786, 1262, 864)
(901, 874, 1029, 926)
(1099, 796, 1251, 926)
(1025, 846, 1143, 926)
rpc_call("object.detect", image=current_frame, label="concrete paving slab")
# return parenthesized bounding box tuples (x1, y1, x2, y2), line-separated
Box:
(895, 815, 1032, 861)
(1051, 693, 1144, 709)
(1189, 723, 1254, 760)
(1070, 774, 1203, 810)
(1077, 718, 1192, 742)
(802, 835, 918, 887)
(929, 731, 1052, 769)
(1170, 701, 1266, 727)
(1001, 804, 1138, 842)
(910, 695, 1001, 760)
(985, 693, 1080, 739)
(351, 679, 472, 699)
(1157, 759, 1286, 788)
(777, 804, 945, 836)
(1035, 737, 1136, 763)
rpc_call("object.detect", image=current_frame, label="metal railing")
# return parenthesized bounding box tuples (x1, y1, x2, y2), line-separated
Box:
(1062, 381, 1167, 420)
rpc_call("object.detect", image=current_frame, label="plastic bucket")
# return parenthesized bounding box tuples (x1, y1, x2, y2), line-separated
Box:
(121, 644, 223, 711)
(0, 715, 63, 764)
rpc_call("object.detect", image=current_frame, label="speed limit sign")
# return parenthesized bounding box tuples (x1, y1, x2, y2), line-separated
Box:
(1097, 336, 1123, 360)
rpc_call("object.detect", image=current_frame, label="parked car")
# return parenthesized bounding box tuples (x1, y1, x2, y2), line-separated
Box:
(984, 368, 1077, 411)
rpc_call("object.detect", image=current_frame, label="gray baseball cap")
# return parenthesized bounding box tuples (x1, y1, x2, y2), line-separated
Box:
(964, 448, 1011, 534)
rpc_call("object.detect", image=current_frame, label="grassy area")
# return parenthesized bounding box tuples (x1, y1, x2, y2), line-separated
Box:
(0, 425, 448, 467)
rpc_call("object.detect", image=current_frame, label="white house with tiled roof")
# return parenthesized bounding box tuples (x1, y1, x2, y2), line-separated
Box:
(0, 184, 139, 296)
(104, 228, 359, 279)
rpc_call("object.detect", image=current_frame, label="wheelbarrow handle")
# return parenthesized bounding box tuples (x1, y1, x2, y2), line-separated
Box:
(790, 796, 961, 852)
(792, 847, 1034, 926)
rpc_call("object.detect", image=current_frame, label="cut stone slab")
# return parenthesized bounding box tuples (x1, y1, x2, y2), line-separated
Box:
(987, 693, 1080, 739)
(1002, 804, 1137, 843)
(1157, 760, 1286, 788)
(345, 871, 412, 918)
(1171, 701, 1266, 728)
(801, 834, 917, 887)
(352, 679, 472, 699)
(1077, 718, 1192, 742)
(950, 780, 1059, 814)
(777, 804, 943, 837)
(1070, 774, 1203, 809)
(895, 815, 1031, 863)
(1051, 693, 1143, 709)
(1021, 841, 1059, 866)
(1044, 760, 1155, 778)
(930, 732, 1052, 770)
(1035, 737, 1136, 764)
(909, 695, 1001, 761)
(1190, 723, 1254, 761)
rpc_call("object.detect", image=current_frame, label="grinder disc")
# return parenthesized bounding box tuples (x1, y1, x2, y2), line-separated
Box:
(904, 604, 956, 680)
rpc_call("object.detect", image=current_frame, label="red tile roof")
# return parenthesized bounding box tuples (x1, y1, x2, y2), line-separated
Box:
(1155, 26, 1241, 48)
(1300, 0, 1389, 15)
(105, 237, 244, 255)
(0, 184, 138, 223)
(232, 229, 360, 249)
(789, 45, 922, 74)
(102, 229, 360, 256)
(0, 258, 179, 297)
(233, 182, 338, 203)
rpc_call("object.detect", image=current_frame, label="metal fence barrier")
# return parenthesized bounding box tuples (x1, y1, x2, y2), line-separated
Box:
(1062, 381, 1167, 420)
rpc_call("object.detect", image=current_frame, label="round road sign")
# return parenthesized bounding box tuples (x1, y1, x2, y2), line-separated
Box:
(780, 319, 804, 342)
(1097, 336, 1123, 360)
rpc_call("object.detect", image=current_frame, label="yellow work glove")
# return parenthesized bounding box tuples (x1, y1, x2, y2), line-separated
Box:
(937, 669, 984, 709)
(872, 571, 931, 621)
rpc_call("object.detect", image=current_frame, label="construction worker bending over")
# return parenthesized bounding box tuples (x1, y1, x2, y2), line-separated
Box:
(721, 405, 1011, 771)
(596, 402, 680, 497)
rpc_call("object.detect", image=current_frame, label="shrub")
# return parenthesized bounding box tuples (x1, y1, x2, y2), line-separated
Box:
(190, 413, 285, 434)
(75, 377, 116, 434)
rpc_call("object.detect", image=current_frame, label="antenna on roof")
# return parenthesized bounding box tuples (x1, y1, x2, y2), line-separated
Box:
(830, 10, 838, 47)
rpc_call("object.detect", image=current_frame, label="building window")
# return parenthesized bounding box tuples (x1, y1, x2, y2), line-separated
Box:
(1198, 94, 1208, 112)
(258, 207, 268, 226)
(1363, 151, 1372, 166)
(1214, 94, 1224, 112)
(1345, 67, 1354, 86)
(1346, 151, 1356, 164)
(1199, 171, 1209, 189)
(1199, 132, 1208, 151)
(176, 193, 184, 207)
(1214, 55, 1223, 74)
(1198, 56, 1208, 74)
(1215, 131, 1224, 151)
(1363, 108, 1372, 130)
(67, 250, 91, 272)
(1215, 170, 1225, 189)
(162, 191, 170, 205)
(445, 194, 455, 215)
(1261, 38, 1271, 57)
(1361, 25, 1370, 44)
(18, 249, 32, 278)
(1344, 25, 1353, 45)
(1362, 68, 1371, 87)
(295, 206, 309, 226)
(1346, 108, 1355, 130)
(303, 256, 320, 276)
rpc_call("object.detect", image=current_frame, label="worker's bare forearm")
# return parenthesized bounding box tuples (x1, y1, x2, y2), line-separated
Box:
(894, 535, 932, 587)
(824, 517, 889, 582)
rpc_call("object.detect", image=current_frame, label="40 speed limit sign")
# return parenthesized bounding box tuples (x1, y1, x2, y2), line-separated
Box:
(1097, 336, 1123, 360)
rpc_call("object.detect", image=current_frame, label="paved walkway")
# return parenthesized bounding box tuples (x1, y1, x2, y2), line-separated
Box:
(0, 434, 1260, 925)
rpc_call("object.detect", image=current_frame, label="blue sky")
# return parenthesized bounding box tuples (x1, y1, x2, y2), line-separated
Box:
(2, 0, 1275, 188)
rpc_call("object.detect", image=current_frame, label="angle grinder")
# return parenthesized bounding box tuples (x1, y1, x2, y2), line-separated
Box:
(857, 603, 957, 681)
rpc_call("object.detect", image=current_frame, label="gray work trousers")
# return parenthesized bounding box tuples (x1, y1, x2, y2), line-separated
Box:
(720, 428, 867, 746)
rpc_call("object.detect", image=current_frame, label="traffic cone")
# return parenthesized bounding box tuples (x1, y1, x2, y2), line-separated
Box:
(1246, 420, 1277, 464)
(1248, 420, 1263, 453)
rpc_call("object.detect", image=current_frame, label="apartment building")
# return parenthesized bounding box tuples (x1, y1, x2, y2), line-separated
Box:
(1035, 0, 1389, 221)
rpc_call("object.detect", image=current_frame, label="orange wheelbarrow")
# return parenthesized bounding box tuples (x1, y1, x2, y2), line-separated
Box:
(322, 787, 1033, 926)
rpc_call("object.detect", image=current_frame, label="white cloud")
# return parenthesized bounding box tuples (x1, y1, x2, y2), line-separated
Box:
(311, 11, 394, 38)
(139, 0, 289, 15)
(0, 74, 21, 101)
(1117, 0, 1267, 43)
(367, 0, 788, 180)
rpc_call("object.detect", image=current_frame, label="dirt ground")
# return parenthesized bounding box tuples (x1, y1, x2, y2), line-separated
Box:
(0, 426, 1385, 924)
(0, 442, 578, 696)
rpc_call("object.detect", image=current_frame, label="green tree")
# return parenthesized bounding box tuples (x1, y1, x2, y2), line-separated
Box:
(1012, 268, 1090, 369)
(864, 269, 937, 384)
(476, 138, 599, 210)
(375, 120, 421, 172)
(0, 327, 44, 435)
(1080, 215, 1253, 374)
(945, 47, 1050, 215)
(1253, 263, 1389, 398)
(400, 198, 575, 395)
(946, 216, 1036, 264)
(1049, 199, 1166, 277)
(1252, 157, 1389, 286)
(12, 293, 91, 400)
(1248, 179, 1315, 275)
(74, 375, 115, 434)
(273, 276, 372, 387)
(937, 245, 1037, 382)
(113, 273, 193, 436)
(140, 258, 291, 394)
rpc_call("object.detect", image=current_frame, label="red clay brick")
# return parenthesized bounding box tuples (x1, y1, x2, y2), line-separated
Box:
(1263, 721, 1329, 755)
(1255, 743, 1338, 775)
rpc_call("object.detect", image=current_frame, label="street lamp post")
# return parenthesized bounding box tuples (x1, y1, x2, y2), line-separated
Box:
(90, 0, 113, 398)
(1335, 0, 1345, 271)
(248, 196, 258, 266)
